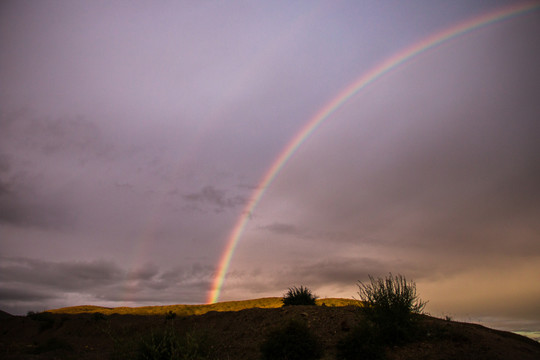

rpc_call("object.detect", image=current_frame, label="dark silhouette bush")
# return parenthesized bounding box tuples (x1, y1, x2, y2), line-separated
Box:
(165, 310, 176, 320)
(282, 285, 318, 306)
(357, 273, 426, 316)
(336, 274, 428, 359)
(29, 337, 73, 354)
(137, 326, 179, 360)
(260, 319, 323, 360)
(27, 311, 55, 332)
(92, 312, 107, 321)
(337, 321, 385, 360)
(357, 273, 427, 344)
(136, 326, 213, 360)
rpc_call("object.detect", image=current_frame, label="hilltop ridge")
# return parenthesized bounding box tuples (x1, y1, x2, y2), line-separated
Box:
(46, 297, 362, 316)
(1, 299, 539, 359)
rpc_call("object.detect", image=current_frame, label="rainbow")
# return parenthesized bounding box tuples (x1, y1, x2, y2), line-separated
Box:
(207, 1, 540, 304)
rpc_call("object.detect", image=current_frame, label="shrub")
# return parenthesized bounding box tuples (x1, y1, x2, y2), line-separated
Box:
(336, 321, 385, 360)
(136, 326, 213, 360)
(26, 311, 55, 332)
(92, 312, 107, 321)
(177, 331, 213, 360)
(357, 273, 427, 344)
(260, 319, 323, 360)
(29, 337, 73, 354)
(282, 285, 318, 306)
(357, 274, 426, 316)
(137, 325, 180, 360)
(165, 311, 177, 320)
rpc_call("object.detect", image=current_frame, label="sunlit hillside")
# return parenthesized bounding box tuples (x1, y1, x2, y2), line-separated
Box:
(46, 297, 362, 316)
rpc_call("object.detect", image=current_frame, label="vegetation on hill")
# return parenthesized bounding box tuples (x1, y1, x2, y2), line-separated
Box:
(282, 286, 318, 306)
(2, 302, 539, 360)
(46, 297, 362, 316)
(337, 274, 428, 359)
(357, 273, 426, 316)
(260, 319, 323, 360)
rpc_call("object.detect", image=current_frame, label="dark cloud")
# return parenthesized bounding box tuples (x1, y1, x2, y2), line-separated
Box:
(0, 257, 215, 313)
(159, 263, 215, 283)
(0, 286, 59, 302)
(92, 263, 215, 303)
(127, 263, 159, 281)
(268, 257, 450, 290)
(0, 257, 123, 313)
(0, 183, 77, 228)
(184, 186, 246, 212)
(0, 258, 123, 291)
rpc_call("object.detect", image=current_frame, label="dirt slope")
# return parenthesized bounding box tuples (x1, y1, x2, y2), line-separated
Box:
(1, 305, 539, 360)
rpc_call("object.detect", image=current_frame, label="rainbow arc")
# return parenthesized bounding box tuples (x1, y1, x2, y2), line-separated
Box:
(207, 2, 540, 304)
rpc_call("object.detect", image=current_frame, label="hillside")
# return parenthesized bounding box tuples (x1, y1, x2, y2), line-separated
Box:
(45, 297, 361, 316)
(1, 299, 539, 359)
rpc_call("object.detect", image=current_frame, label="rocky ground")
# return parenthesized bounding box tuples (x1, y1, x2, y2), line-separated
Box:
(1, 306, 539, 359)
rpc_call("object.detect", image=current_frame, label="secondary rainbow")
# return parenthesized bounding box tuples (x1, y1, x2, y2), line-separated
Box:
(207, 2, 540, 304)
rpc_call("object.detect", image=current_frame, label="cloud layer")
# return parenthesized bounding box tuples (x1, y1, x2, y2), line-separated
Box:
(0, 257, 213, 314)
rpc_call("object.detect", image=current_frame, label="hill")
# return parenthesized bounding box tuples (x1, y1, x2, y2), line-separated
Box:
(45, 297, 360, 316)
(1, 299, 539, 359)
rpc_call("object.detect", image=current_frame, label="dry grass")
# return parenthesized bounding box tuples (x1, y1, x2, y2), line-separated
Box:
(46, 297, 363, 316)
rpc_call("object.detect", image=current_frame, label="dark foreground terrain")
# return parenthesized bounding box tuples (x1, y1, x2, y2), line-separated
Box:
(1, 305, 539, 360)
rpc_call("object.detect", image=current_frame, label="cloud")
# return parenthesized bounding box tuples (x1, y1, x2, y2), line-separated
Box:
(0, 111, 113, 228)
(258, 222, 306, 237)
(183, 186, 246, 212)
(253, 30, 540, 262)
(0, 110, 112, 162)
(0, 184, 77, 229)
(0, 154, 9, 174)
(127, 263, 159, 281)
(257, 256, 449, 291)
(256, 222, 367, 244)
(0, 257, 215, 313)
(0, 258, 124, 291)
(91, 263, 215, 303)
(0, 286, 59, 302)
(159, 263, 215, 283)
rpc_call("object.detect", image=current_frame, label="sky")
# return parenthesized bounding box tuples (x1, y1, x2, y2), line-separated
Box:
(1, 0, 539, 334)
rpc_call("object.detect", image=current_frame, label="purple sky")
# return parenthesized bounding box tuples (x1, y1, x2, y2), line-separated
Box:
(1, 1, 540, 333)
